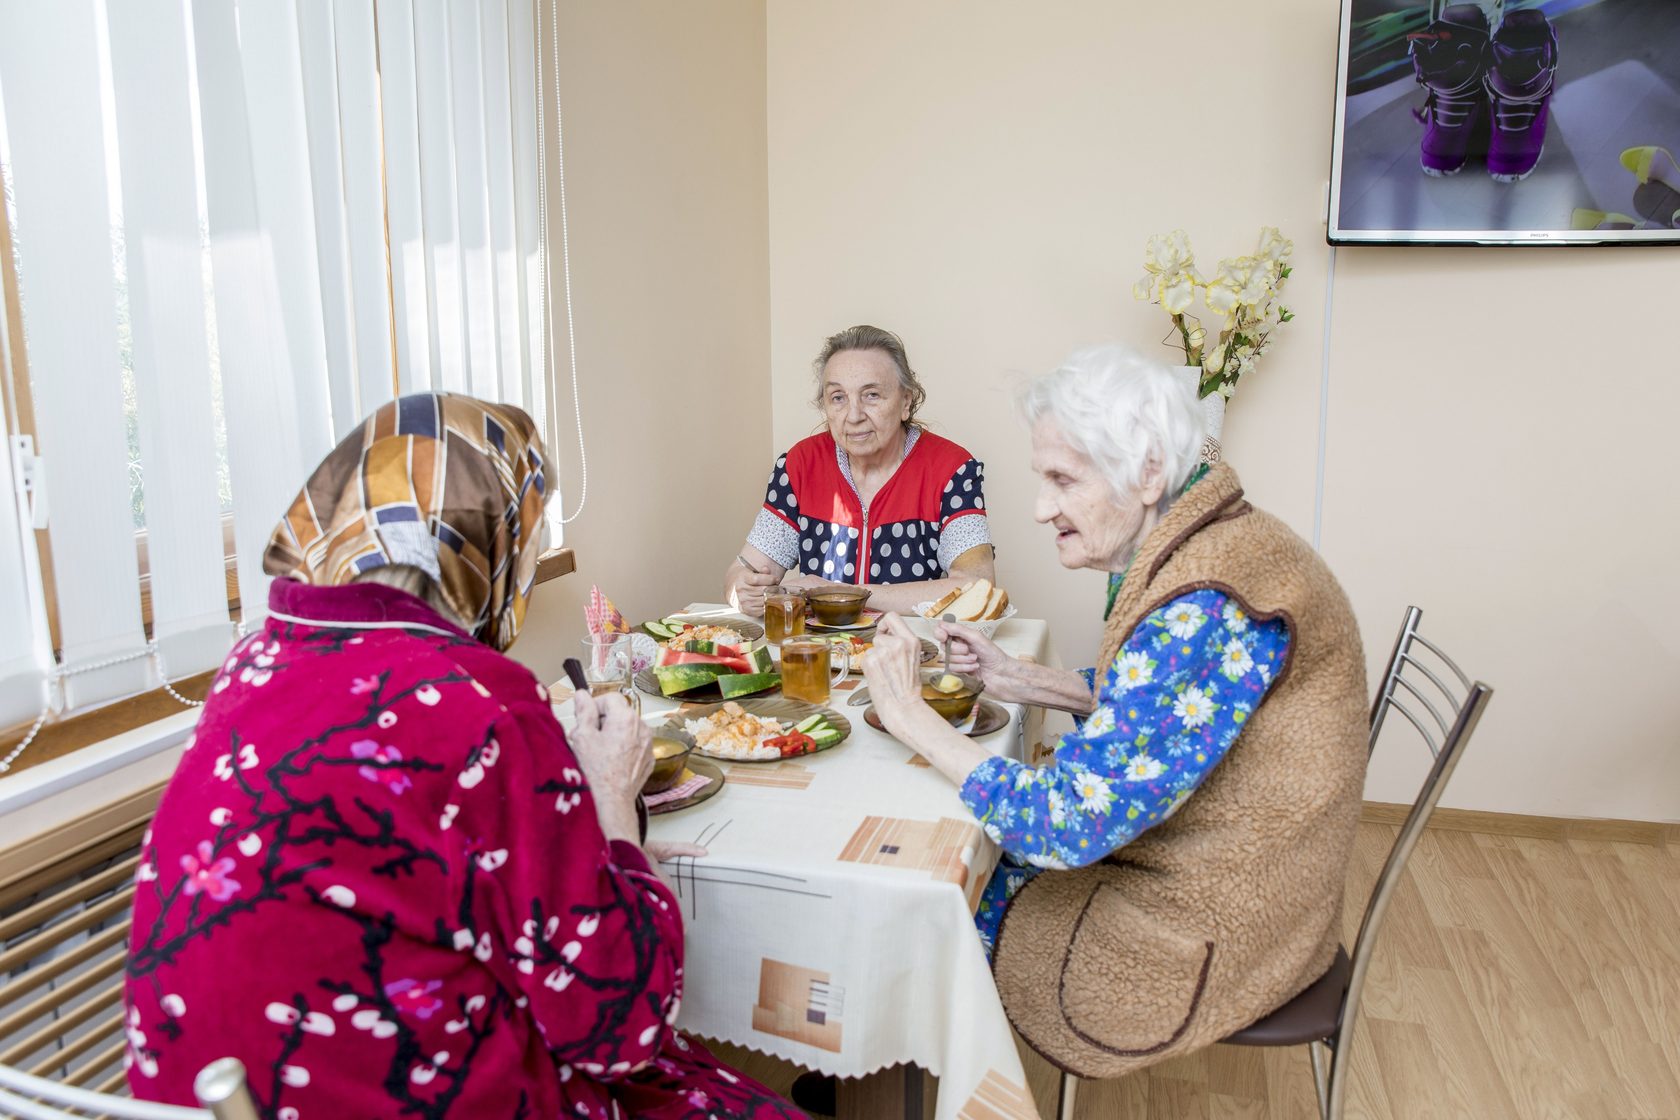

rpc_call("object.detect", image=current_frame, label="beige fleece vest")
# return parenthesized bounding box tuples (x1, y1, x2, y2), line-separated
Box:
(991, 463, 1368, 1080)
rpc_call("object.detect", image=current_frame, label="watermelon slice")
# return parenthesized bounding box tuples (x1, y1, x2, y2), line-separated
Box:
(658, 649, 756, 673)
(715, 672, 781, 700)
(653, 664, 731, 696)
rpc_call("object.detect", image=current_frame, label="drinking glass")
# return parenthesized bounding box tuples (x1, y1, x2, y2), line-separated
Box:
(779, 635, 849, 705)
(764, 589, 807, 645)
(580, 634, 640, 716)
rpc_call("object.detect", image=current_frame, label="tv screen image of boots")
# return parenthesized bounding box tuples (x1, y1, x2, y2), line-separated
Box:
(1328, 0, 1680, 243)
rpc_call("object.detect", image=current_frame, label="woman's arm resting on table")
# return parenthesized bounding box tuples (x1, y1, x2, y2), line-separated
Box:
(958, 589, 1291, 870)
(457, 702, 686, 1079)
(816, 543, 995, 614)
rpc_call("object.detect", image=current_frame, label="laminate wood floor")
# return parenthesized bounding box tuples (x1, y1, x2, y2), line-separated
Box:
(710, 822, 1680, 1119)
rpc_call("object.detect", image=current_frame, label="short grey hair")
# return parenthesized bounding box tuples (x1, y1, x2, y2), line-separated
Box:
(810, 324, 927, 425)
(1019, 344, 1205, 501)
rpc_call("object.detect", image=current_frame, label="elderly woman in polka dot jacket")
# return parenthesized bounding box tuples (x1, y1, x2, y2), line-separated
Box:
(725, 325, 995, 617)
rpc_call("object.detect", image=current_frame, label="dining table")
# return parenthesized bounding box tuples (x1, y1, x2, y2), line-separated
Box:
(555, 604, 1057, 1120)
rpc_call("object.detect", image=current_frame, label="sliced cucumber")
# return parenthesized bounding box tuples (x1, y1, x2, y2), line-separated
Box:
(809, 728, 843, 747)
(794, 714, 825, 733)
(644, 621, 675, 639)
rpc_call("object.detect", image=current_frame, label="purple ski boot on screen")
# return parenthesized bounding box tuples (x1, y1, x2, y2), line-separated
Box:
(1485, 8, 1558, 182)
(1409, 5, 1492, 177)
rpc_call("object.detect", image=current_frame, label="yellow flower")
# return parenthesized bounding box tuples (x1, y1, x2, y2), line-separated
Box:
(1136, 230, 1202, 315)
(1143, 229, 1196, 276)
(1256, 226, 1293, 264)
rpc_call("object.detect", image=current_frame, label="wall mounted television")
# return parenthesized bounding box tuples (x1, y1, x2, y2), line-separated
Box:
(1327, 0, 1680, 244)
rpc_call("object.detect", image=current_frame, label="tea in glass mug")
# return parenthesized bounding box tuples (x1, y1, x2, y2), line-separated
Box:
(764, 589, 807, 644)
(778, 636, 848, 705)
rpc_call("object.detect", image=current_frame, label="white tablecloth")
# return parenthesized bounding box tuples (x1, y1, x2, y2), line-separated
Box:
(592, 606, 1051, 1120)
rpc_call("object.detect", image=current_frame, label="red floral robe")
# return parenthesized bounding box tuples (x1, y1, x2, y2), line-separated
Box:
(125, 578, 802, 1119)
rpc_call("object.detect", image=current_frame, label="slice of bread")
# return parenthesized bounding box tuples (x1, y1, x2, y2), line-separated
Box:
(979, 587, 1010, 620)
(924, 585, 966, 619)
(944, 579, 993, 622)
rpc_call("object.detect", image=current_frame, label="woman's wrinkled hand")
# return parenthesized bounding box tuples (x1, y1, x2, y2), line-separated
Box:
(934, 620, 1009, 684)
(568, 689, 653, 842)
(729, 565, 782, 617)
(862, 613, 925, 718)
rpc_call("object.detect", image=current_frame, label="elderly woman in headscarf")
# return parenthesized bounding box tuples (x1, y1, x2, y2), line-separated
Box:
(862, 347, 1369, 1081)
(125, 393, 801, 1119)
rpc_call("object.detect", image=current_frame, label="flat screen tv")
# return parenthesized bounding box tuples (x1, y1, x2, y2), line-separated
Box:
(1327, 0, 1680, 244)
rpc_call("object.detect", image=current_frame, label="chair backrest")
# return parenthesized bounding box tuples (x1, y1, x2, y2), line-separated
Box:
(1343, 606, 1493, 1048)
(0, 799, 259, 1119)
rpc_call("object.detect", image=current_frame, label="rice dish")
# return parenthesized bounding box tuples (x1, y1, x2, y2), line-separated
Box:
(684, 702, 787, 761)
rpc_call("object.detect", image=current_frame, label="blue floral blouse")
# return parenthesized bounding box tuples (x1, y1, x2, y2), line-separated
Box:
(962, 587, 1291, 957)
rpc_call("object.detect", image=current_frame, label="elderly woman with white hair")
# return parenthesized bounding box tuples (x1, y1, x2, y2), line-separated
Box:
(862, 345, 1369, 1081)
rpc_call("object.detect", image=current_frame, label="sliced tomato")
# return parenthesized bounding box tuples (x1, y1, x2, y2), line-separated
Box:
(767, 732, 817, 758)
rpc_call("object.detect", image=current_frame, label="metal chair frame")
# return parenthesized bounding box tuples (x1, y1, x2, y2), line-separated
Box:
(1056, 606, 1493, 1120)
(0, 1057, 258, 1120)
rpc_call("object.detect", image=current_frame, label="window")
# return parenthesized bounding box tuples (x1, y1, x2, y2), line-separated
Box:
(0, 0, 567, 775)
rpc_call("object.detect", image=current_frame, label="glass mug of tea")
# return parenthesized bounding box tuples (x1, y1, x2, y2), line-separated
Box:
(778, 635, 849, 705)
(763, 588, 807, 645)
(580, 634, 640, 716)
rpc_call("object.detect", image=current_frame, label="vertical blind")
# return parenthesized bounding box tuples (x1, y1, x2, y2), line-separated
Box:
(0, 0, 548, 744)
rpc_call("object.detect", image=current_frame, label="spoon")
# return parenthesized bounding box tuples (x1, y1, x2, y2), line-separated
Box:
(935, 613, 963, 693)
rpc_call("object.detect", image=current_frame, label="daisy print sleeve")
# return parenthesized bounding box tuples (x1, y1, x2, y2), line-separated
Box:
(959, 588, 1289, 871)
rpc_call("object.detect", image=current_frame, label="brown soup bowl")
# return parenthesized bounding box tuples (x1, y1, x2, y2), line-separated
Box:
(919, 670, 984, 726)
(807, 586, 873, 626)
(644, 729, 695, 794)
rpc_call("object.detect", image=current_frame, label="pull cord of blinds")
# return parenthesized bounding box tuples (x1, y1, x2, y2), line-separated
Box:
(535, 0, 586, 525)
(0, 645, 206, 774)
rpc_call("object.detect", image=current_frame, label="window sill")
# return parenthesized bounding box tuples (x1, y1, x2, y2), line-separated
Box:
(0, 707, 194, 836)
(535, 547, 576, 585)
(0, 549, 575, 793)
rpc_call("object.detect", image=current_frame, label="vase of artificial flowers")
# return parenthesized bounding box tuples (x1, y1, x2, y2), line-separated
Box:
(1134, 226, 1295, 463)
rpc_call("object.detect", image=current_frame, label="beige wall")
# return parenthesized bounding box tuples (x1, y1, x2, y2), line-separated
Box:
(766, 0, 1679, 820)
(512, 0, 771, 687)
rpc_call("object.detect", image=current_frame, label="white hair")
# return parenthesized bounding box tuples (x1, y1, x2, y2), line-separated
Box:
(1019, 344, 1205, 502)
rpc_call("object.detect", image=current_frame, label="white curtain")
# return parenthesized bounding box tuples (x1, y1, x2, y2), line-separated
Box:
(0, 0, 544, 737)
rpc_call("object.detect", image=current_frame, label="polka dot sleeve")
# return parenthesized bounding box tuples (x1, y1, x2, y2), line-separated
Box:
(936, 459, 990, 570)
(761, 453, 799, 526)
(940, 459, 986, 524)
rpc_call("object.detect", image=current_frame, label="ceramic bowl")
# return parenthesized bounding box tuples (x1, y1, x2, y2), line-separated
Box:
(807, 586, 873, 627)
(644, 729, 695, 794)
(919, 669, 984, 726)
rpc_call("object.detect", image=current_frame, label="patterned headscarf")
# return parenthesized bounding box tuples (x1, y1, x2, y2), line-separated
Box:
(264, 392, 549, 651)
